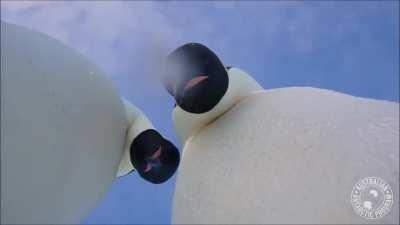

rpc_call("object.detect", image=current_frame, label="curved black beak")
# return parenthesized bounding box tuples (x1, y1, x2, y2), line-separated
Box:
(130, 129, 180, 184)
(163, 43, 229, 114)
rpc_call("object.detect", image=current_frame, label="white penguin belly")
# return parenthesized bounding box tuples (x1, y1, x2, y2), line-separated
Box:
(172, 87, 399, 224)
(116, 99, 154, 177)
(172, 67, 263, 145)
(1, 22, 127, 224)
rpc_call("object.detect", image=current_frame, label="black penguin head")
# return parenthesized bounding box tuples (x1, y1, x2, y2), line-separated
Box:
(163, 43, 229, 114)
(130, 129, 180, 184)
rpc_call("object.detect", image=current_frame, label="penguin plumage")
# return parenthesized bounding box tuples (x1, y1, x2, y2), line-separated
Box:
(117, 99, 180, 184)
(163, 43, 263, 144)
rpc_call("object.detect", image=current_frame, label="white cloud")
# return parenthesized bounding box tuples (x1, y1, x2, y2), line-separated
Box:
(1, 1, 396, 97)
(1, 1, 186, 96)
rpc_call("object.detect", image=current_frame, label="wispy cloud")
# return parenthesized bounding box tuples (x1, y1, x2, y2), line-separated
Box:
(0, 2, 328, 72)
(1, 1, 397, 99)
(1, 2, 187, 98)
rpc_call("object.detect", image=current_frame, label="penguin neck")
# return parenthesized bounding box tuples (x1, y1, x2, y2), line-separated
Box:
(116, 99, 154, 177)
(173, 68, 263, 146)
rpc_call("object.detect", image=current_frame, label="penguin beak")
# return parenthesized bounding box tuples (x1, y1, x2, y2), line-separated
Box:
(184, 75, 208, 92)
(150, 146, 162, 160)
(144, 146, 162, 173)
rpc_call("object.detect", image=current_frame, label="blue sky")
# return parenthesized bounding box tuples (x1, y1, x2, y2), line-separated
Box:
(1, 1, 398, 224)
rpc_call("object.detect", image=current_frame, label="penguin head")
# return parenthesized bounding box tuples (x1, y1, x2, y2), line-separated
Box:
(163, 43, 229, 114)
(130, 129, 180, 184)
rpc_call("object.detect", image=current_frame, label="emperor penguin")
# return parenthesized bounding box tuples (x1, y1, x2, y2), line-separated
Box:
(162, 43, 399, 224)
(1, 21, 179, 224)
(117, 99, 180, 184)
(163, 43, 263, 144)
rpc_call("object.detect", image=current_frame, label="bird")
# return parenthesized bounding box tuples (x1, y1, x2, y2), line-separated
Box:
(117, 99, 180, 184)
(162, 43, 263, 144)
(162, 43, 399, 224)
